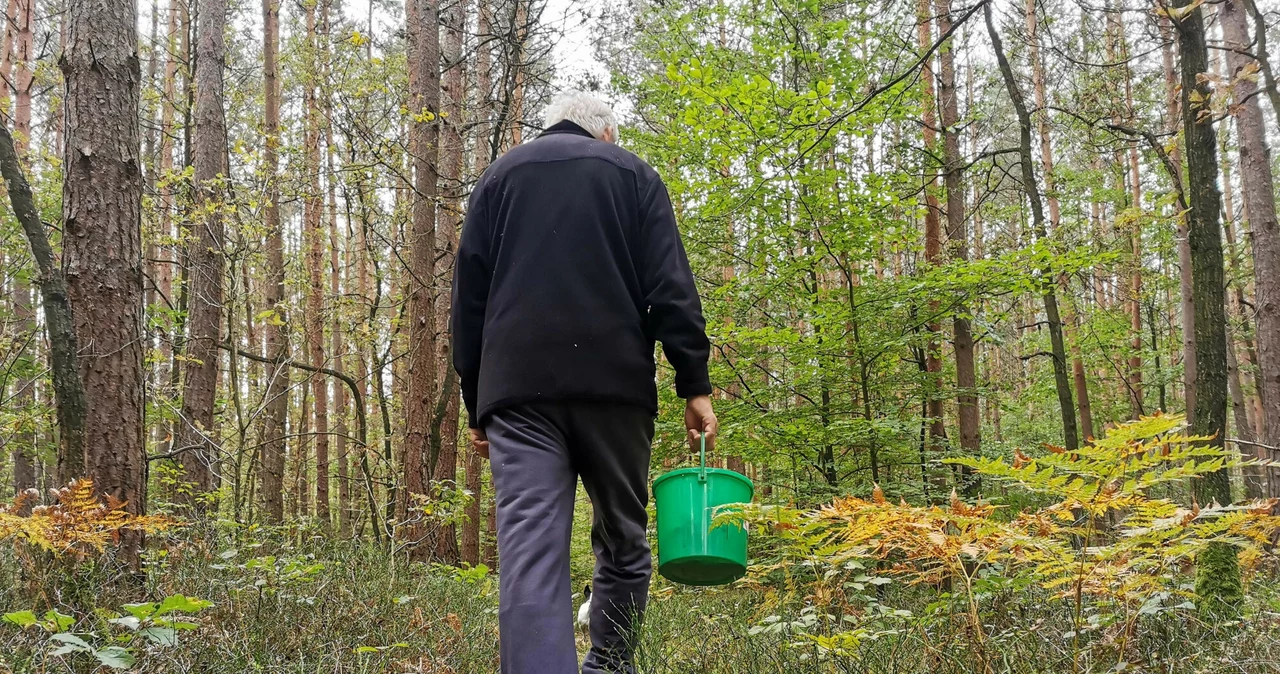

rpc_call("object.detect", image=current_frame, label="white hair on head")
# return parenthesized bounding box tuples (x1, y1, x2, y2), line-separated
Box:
(542, 91, 619, 142)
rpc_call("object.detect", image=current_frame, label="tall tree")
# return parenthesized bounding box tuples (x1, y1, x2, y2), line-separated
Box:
(427, 0, 467, 562)
(175, 0, 230, 504)
(403, 0, 441, 558)
(462, 0, 493, 566)
(1029, 0, 1094, 440)
(1173, 0, 1241, 609)
(1105, 6, 1145, 419)
(934, 0, 978, 488)
(329, 113, 350, 535)
(985, 2, 1079, 451)
(1220, 0, 1280, 490)
(260, 0, 288, 523)
(10, 0, 35, 494)
(61, 0, 147, 539)
(1159, 15, 1196, 420)
(917, 0, 946, 457)
(306, 0, 331, 528)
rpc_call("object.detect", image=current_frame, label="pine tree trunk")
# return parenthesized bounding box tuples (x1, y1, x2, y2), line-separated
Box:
(427, 0, 467, 563)
(1039, 6, 1096, 440)
(305, 0, 331, 530)
(155, 0, 179, 371)
(0, 0, 16, 116)
(174, 0, 229, 506)
(462, 0, 492, 565)
(509, 0, 527, 145)
(917, 0, 946, 458)
(1218, 122, 1264, 497)
(1159, 15, 1197, 421)
(1221, 0, 1280, 494)
(404, 0, 441, 559)
(1173, 0, 1241, 609)
(260, 0, 288, 523)
(935, 0, 978, 490)
(61, 0, 146, 559)
(1112, 11, 1145, 418)
(484, 488, 498, 568)
(986, 2, 1078, 452)
(10, 0, 35, 494)
(329, 115, 350, 535)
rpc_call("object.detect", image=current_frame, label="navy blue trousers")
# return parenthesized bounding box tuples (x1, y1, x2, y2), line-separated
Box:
(485, 402, 654, 674)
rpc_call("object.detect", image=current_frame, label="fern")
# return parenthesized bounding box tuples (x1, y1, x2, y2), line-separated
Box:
(0, 478, 179, 557)
(741, 413, 1280, 667)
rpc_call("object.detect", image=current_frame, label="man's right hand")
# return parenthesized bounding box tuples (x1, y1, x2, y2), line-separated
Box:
(685, 394, 718, 454)
(469, 428, 490, 460)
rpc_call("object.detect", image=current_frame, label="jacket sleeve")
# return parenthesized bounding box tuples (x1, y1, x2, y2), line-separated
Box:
(451, 183, 492, 428)
(638, 173, 712, 399)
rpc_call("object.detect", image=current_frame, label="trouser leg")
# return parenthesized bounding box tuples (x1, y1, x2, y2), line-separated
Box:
(486, 405, 578, 674)
(570, 403, 655, 674)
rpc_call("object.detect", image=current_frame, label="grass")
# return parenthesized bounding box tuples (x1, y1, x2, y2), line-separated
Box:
(4, 526, 1280, 673)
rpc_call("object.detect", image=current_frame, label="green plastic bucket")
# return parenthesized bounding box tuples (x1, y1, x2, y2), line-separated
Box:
(652, 434, 753, 586)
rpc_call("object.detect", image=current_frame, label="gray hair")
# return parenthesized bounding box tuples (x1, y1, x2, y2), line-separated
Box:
(542, 91, 618, 142)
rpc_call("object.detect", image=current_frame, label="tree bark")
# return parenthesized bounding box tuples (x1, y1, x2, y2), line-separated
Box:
(305, 0, 330, 529)
(61, 0, 147, 559)
(403, 0, 441, 559)
(174, 0, 229, 505)
(985, 2, 1078, 451)
(10, 0, 35, 494)
(0, 123, 87, 487)
(917, 0, 946, 459)
(509, 0, 527, 145)
(329, 103, 350, 535)
(1159, 15, 1197, 421)
(260, 0, 288, 523)
(935, 0, 978, 490)
(1173, 0, 1241, 608)
(1221, 0, 1280, 493)
(462, 0, 492, 566)
(1218, 117, 1264, 497)
(425, 0, 467, 563)
(1110, 8, 1145, 419)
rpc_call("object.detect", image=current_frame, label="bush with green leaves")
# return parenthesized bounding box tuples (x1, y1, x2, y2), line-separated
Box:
(2, 594, 212, 671)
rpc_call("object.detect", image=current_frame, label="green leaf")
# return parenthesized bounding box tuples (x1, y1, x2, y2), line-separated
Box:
(138, 626, 179, 647)
(44, 610, 75, 632)
(3, 610, 38, 629)
(121, 603, 157, 619)
(93, 645, 136, 669)
(156, 619, 199, 631)
(154, 595, 213, 616)
(354, 645, 380, 654)
(108, 616, 142, 631)
(50, 632, 93, 650)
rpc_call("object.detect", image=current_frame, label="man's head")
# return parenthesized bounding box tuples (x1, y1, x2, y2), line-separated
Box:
(542, 91, 618, 144)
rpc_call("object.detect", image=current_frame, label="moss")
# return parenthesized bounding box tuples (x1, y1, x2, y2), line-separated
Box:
(1195, 542, 1243, 617)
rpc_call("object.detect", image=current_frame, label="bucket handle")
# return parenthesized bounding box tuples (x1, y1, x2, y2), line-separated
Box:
(699, 431, 707, 483)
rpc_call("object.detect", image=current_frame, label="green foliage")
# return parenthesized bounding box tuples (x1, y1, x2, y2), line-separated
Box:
(730, 414, 1276, 670)
(1, 594, 211, 671)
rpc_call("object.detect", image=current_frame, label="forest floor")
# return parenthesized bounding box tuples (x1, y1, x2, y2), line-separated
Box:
(4, 523, 1280, 674)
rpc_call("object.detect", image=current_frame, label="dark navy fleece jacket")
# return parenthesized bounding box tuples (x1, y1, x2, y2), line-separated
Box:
(450, 120, 712, 428)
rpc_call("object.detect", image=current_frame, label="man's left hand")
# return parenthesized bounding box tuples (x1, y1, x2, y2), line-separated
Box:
(469, 428, 490, 460)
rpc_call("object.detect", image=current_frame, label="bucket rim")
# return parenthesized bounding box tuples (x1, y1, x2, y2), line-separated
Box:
(652, 466, 754, 495)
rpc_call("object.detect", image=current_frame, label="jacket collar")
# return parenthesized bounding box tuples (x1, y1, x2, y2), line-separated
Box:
(538, 119, 595, 140)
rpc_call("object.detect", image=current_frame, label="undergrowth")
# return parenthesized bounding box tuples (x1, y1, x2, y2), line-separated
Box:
(3, 415, 1280, 672)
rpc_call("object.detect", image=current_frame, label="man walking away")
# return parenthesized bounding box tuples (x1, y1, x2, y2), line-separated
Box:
(451, 91, 717, 674)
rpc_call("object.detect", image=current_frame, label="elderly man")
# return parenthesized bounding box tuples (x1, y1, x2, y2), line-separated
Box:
(451, 91, 717, 673)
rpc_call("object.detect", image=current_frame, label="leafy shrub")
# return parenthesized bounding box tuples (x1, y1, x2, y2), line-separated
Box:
(0, 479, 178, 557)
(730, 413, 1280, 671)
(3, 593, 212, 670)
(1, 478, 181, 605)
